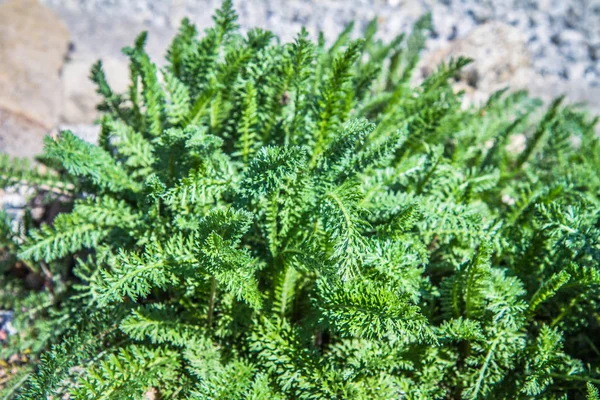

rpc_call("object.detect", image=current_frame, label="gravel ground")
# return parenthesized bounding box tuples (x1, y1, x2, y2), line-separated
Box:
(39, 0, 600, 88)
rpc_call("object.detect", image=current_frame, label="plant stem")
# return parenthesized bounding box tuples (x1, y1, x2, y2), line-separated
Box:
(207, 277, 217, 326)
(549, 373, 600, 385)
(551, 292, 585, 328)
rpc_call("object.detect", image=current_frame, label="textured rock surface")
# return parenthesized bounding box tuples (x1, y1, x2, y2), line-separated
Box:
(418, 22, 533, 105)
(0, 0, 70, 157)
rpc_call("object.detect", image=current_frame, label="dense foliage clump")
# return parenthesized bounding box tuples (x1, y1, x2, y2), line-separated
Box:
(0, 1, 599, 398)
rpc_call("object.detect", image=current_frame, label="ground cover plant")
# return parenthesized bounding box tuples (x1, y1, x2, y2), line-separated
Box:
(0, 1, 599, 398)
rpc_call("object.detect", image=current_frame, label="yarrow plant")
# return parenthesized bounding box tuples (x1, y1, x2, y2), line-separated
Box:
(0, 1, 599, 398)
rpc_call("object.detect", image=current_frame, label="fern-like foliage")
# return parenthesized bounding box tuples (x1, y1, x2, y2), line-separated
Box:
(0, 2, 598, 399)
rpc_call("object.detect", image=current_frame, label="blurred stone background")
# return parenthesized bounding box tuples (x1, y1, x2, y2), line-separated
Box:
(0, 0, 599, 159)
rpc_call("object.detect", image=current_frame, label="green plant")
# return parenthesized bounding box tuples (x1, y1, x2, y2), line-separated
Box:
(0, 1, 599, 398)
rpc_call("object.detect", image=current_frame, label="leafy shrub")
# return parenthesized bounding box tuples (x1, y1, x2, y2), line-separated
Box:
(1, 1, 599, 398)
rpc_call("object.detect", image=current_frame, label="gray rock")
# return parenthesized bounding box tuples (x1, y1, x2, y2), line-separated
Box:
(0, 310, 16, 336)
(570, 63, 588, 82)
(467, 4, 493, 24)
